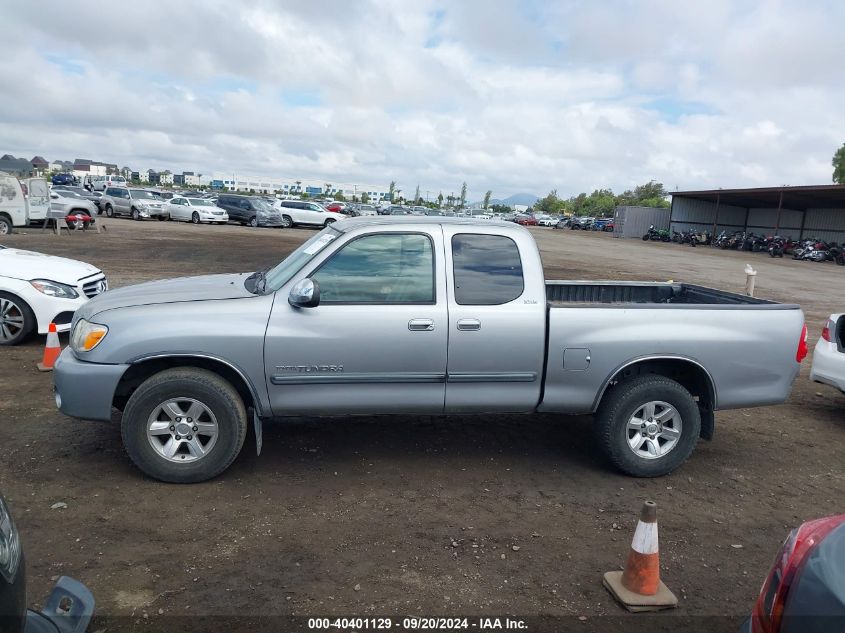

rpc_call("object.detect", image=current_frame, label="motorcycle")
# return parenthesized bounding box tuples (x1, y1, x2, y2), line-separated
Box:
(642, 225, 671, 242)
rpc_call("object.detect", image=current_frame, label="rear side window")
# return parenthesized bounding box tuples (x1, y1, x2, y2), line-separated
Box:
(451, 234, 524, 305)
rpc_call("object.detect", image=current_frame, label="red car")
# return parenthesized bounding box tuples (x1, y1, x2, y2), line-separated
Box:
(742, 514, 845, 632)
(514, 215, 538, 226)
(324, 202, 347, 214)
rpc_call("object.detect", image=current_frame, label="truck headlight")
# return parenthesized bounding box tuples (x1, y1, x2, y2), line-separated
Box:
(71, 319, 109, 352)
(30, 279, 79, 299)
(0, 496, 22, 583)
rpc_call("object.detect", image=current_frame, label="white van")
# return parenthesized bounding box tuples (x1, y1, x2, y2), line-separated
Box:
(0, 172, 28, 235)
(23, 177, 50, 223)
(86, 174, 127, 192)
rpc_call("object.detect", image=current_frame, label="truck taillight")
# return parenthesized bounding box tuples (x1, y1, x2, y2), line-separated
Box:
(751, 515, 845, 633)
(795, 324, 808, 362)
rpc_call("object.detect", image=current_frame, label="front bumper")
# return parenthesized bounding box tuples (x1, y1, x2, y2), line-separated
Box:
(809, 338, 845, 393)
(53, 348, 128, 421)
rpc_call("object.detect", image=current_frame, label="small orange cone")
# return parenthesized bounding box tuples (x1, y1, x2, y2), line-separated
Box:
(603, 500, 677, 612)
(37, 323, 61, 372)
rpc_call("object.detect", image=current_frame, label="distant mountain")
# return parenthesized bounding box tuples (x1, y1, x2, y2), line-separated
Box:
(490, 192, 539, 207)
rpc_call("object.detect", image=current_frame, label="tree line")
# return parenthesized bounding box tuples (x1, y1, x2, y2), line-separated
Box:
(533, 180, 670, 217)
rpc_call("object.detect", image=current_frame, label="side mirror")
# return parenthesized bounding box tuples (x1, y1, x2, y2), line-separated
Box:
(288, 278, 320, 308)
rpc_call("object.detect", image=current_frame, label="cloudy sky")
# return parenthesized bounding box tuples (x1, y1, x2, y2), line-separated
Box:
(1, 0, 843, 199)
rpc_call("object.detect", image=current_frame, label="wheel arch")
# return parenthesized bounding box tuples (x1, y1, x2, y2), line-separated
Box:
(593, 355, 716, 439)
(113, 353, 266, 417)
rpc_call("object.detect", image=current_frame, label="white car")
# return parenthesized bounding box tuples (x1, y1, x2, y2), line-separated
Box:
(275, 199, 347, 228)
(537, 216, 558, 227)
(166, 196, 229, 224)
(809, 314, 845, 394)
(0, 246, 108, 345)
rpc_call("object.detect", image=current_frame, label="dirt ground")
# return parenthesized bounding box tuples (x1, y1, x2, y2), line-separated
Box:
(1, 219, 843, 631)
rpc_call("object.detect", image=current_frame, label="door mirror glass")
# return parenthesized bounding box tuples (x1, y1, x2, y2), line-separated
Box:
(288, 278, 320, 308)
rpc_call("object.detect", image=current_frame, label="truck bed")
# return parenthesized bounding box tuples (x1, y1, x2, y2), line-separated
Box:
(546, 281, 782, 307)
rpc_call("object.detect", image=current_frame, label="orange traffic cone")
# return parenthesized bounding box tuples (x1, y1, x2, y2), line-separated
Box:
(37, 323, 61, 372)
(603, 500, 677, 612)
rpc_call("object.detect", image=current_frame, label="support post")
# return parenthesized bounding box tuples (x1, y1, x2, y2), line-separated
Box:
(712, 194, 721, 237)
(774, 191, 783, 235)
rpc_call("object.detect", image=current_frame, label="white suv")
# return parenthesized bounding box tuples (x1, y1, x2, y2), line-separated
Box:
(86, 175, 127, 192)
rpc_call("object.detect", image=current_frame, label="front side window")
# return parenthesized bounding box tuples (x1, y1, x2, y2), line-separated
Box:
(312, 233, 434, 304)
(452, 234, 524, 305)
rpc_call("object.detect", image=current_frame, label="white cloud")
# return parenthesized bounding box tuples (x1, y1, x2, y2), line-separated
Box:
(0, 0, 844, 199)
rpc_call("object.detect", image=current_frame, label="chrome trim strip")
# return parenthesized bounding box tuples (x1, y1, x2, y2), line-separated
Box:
(269, 371, 539, 385)
(270, 372, 446, 385)
(447, 372, 537, 383)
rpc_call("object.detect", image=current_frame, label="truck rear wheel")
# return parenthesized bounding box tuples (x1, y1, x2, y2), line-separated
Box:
(594, 375, 700, 477)
(0, 215, 12, 235)
(121, 368, 248, 483)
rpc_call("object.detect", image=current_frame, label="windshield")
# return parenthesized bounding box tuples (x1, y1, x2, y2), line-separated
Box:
(131, 190, 157, 199)
(263, 227, 341, 292)
(189, 198, 214, 206)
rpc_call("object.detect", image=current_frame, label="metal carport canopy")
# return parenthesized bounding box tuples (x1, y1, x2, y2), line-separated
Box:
(669, 184, 845, 238)
(671, 184, 845, 210)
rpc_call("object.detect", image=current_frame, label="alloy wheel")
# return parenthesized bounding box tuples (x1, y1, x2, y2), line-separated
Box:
(625, 400, 683, 459)
(146, 397, 219, 463)
(0, 298, 25, 342)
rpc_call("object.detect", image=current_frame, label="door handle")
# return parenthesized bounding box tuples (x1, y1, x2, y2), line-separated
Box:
(457, 318, 481, 331)
(408, 318, 435, 331)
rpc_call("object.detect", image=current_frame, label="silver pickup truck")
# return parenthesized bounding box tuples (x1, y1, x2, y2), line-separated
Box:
(53, 217, 807, 483)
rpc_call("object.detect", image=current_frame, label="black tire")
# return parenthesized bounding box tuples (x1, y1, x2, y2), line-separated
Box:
(191, 211, 200, 224)
(105, 205, 114, 218)
(661, 235, 671, 242)
(0, 215, 13, 235)
(0, 291, 36, 346)
(324, 217, 336, 226)
(68, 219, 80, 230)
(131, 207, 140, 221)
(121, 368, 248, 483)
(642, 234, 649, 241)
(157, 215, 167, 221)
(594, 375, 700, 477)
(248, 216, 257, 227)
(280, 215, 293, 228)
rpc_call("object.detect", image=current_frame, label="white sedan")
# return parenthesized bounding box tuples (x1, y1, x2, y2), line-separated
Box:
(0, 245, 107, 345)
(166, 196, 229, 224)
(809, 314, 845, 394)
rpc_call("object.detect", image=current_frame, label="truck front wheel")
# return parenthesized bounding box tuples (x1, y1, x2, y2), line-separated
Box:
(121, 368, 248, 483)
(594, 375, 700, 477)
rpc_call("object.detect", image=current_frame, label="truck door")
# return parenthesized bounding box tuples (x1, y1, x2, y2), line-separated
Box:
(264, 226, 448, 416)
(24, 178, 50, 222)
(442, 226, 547, 413)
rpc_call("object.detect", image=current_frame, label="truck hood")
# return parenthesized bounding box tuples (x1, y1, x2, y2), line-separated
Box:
(0, 248, 100, 284)
(79, 272, 257, 319)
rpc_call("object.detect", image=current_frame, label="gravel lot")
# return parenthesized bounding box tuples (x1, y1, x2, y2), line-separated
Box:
(1, 219, 843, 631)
